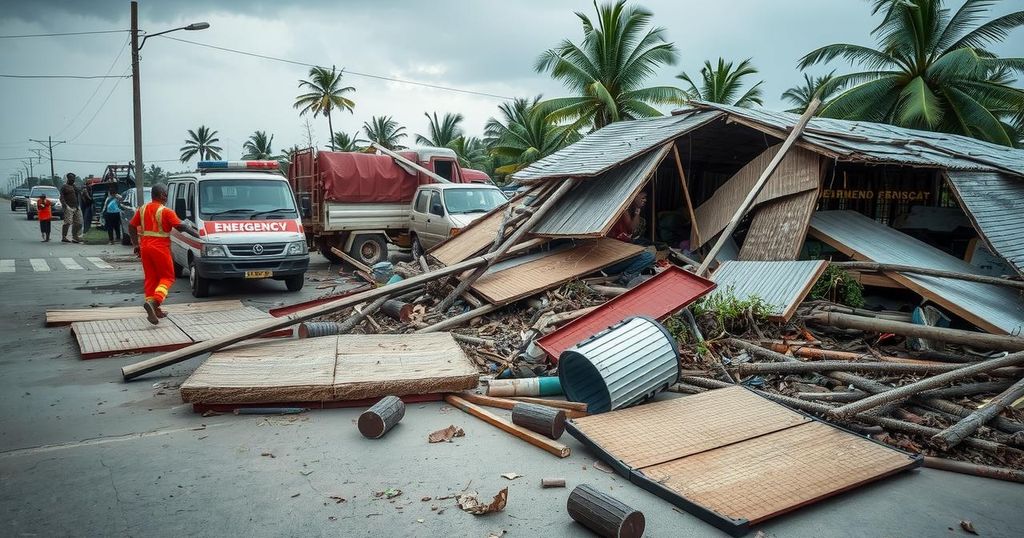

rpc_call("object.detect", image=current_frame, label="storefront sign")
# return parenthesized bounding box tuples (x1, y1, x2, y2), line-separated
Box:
(821, 189, 931, 201)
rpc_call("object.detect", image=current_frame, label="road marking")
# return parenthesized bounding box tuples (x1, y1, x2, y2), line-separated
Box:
(0, 260, 13, 273)
(29, 259, 49, 272)
(59, 257, 83, 270)
(86, 256, 113, 269)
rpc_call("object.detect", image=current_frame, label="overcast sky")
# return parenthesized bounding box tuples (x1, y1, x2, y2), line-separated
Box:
(1, 0, 1021, 184)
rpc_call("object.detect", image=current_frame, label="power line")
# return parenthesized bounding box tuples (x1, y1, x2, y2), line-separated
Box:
(55, 37, 131, 137)
(159, 35, 514, 100)
(53, 158, 180, 164)
(0, 29, 127, 39)
(68, 67, 132, 142)
(0, 73, 130, 79)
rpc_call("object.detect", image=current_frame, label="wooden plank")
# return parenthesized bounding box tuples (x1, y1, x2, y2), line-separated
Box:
(72, 317, 193, 360)
(568, 387, 809, 469)
(639, 420, 917, 525)
(430, 185, 542, 266)
(445, 394, 571, 458)
(331, 247, 372, 273)
(739, 188, 820, 261)
(167, 307, 281, 342)
(471, 238, 644, 305)
(47, 299, 243, 327)
(848, 271, 905, 289)
(456, 392, 588, 419)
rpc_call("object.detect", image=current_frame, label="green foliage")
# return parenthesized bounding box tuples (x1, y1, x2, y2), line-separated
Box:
(534, 0, 686, 130)
(781, 71, 847, 113)
(332, 131, 366, 152)
(143, 164, 165, 186)
(416, 112, 464, 147)
(294, 65, 356, 150)
(677, 57, 765, 107)
(362, 116, 406, 150)
(242, 130, 275, 160)
(810, 265, 866, 307)
(485, 95, 581, 178)
(693, 288, 773, 334)
(179, 125, 222, 163)
(799, 0, 1024, 147)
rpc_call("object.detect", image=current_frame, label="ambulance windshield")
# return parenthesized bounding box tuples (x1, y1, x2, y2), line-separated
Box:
(199, 179, 297, 220)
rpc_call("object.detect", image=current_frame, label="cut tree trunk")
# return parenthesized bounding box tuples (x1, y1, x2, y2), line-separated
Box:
(930, 377, 1024, 450)
(357, 396, 405, 439)
(567, 484, 645, 538)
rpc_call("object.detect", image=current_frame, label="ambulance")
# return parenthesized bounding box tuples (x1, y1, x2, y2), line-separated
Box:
(166, 160, 309, 298)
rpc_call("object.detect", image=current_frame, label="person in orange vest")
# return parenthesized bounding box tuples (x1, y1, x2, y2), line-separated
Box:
(37, 193, 53, 242)
(128, 183, 199, 324)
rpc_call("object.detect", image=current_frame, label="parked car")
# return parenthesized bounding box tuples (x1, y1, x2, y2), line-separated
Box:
(10, 187, 31, 210)
(118, 187, 151, 245)
(409, 183, 507, 258)
(25, 186, 63, 220)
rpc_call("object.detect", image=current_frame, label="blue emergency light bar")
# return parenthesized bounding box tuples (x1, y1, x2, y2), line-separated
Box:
(197, 160, 280, 170)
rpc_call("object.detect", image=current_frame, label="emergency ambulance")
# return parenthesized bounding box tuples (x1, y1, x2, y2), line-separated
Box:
(166, 160, 309, 298)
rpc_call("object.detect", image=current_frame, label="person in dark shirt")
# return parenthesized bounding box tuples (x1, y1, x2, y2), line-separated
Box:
(81, 185, 94, 233)
(58, 173, 83, 243)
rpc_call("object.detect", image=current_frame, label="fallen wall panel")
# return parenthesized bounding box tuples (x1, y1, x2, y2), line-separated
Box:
(738, 189, 819, 261)
(708, 260, 827, 321)
(944, 171, 1024, 277)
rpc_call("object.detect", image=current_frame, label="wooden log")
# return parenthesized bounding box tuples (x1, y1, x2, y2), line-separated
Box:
(808, 311, 1024, 351)
(507, 396, 588, 413)
(931, 377, 1024, 450)
(919, 380, 1014, 399)
(541, 478, 566, 488)
(450, 333, 495, 347)
(443, 395, 571, 458)
(122, 250, 500, 380)
(734, 360, 975, 376)
(338, 295, 389, 333)
(768, 344, 962, 366)
(455, 391, 587, 419)
(357, 396, 405, 439)
(794, 391, 866, 403)
(831, 261, 1024, 291)
(511, 402, 566, 439)
(535, 306, 599, 331)
(567, 484, 646, 538)
(697, 97, 820, 275)
(435, 178, 577, 312)
(830, 351, 1024, 418)
(381, 299, 413, 322)
(923, 456, 1024, 484)
(460, 292, 484, 308)
(415, 303, 499, 334)
(330, 246, 372, 274)
(815, 303, 913, 322)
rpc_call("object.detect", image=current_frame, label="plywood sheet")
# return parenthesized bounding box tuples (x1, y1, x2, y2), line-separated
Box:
(692, 145, 820, 248)
(72, 317, 193, 360)
(709, 260, 828, 321)
(179, 336, 337, 404)
(429, 186, 539, 266)
(569, 387, 809, 468)
(639, 421, 917, 525)
(738, 189, 819, 261)
(47, 299, 243, 327)
(471, 238, 643, 305)
(168, 306, 274, 342)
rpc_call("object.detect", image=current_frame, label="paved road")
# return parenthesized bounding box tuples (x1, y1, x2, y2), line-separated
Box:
(0, 201, 1021, 537)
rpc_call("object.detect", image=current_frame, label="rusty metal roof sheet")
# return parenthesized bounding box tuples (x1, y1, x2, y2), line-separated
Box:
(708, 260, 828, 321)
(511, 110, 724, 182)
(809, 210, 1024, 335)
(945, 171, 1024, 277)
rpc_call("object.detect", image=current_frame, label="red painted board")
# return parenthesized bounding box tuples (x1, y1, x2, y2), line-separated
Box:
(537, 266, 715, 362)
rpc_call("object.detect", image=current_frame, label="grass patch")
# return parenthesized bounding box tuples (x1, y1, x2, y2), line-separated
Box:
(82, 227, 110, 245)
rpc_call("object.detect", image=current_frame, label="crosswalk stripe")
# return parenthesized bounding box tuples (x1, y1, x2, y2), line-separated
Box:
(86, 256, 113, 269)
(30, 259, 49, 272)
(59, 257, 84, 270)
(0, 260, 13, 273)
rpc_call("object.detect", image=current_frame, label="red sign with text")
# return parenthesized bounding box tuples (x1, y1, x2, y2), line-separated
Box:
(203, 220, 300, 234)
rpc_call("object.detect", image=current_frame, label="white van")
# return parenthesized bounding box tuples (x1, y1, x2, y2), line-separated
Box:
(409, 183, 507, 257)
(166, 160, 309, 297)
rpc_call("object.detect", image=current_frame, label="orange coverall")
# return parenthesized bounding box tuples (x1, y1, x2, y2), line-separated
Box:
(130, 201, 182, 306)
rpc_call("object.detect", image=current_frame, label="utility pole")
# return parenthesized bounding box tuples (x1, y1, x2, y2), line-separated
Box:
(29, 136, 66, 184)
(131, 0, 144, 206)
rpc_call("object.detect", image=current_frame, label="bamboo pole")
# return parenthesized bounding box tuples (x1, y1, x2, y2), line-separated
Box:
(121, 251, 500, 380)
(831, 261, 1024, 290)
(830, 351, 1024, 418)
(672, 144, 700, 247)
(931, 378, 1024, 450)
(923, 456, 1024, 483)
(808, 311, 1024, 351)
(338, 296, 389, 332)
(443, 395, 571, 458)
(697, 97, 820, 275)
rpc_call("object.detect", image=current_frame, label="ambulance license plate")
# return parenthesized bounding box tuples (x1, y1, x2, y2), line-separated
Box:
(244, 271, 273, 279)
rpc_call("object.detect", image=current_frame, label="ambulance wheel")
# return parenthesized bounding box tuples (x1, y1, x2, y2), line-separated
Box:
(348, 234, 387, 267)
(284, 275, 304, 292)
(189, 259, 210, 298)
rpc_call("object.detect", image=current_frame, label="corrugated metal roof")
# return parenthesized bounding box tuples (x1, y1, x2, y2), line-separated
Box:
(511, 110, 724, 182)
(691, 103, 1024, 175)
(809, 210, 1024, 335)
(532, 144, 671, 237)
(945, 171, 1024, 277)
(708, 260, 828, 321)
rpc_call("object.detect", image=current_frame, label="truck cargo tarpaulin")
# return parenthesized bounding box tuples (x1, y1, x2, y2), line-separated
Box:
(319, 151, 420, 203)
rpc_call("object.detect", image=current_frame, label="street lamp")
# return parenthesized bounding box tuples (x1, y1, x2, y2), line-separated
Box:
(130, 0, 209, 207)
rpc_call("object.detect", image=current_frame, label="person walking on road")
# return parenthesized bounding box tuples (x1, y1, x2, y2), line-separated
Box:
(103, 186, 122, 245)
(36, 193, 53, 242)
(128, 183, 199, 324)
(59, 173, 83, 243)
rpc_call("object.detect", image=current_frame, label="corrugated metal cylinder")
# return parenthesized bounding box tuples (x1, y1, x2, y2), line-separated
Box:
(558, 316, 679, 413)
(298, 321, 341, 338)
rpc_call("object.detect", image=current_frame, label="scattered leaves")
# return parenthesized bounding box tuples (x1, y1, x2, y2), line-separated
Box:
(960, 520, 977, 535)
(329, 496, 346, 504)
(500, 472, 521, 480)
(374, 488, 402, 499)
(457, 487, 508, 515)
(428, 425, 465, 443)
(260, 452, 275, 458)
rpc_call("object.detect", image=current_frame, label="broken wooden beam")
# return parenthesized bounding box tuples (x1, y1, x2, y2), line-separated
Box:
(443, 394, 571, 458)
(415, 303, 499, 334)
(768, 344, 964, 367)
(507, 396, 588, 413)
(734, 360, 977, 376)
(330, 246, 372, 274)
(831, 261, 1024, 291)
(930, 377, 1024, 450)
(454, 391, 587, 419)
(808, 311, 1024, 351)
(923, 456, 1024, 484)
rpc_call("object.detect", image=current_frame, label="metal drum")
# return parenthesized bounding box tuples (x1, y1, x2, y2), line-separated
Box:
(558, 316, 679, 413)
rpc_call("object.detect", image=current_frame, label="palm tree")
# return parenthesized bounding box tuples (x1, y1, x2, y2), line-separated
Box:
(798, 0, 1024, 147)
(677, 58, 765, 107)
(293, 65, 356, 150)
(363, 115, 408, 150)
(781, 72, 845, 113)
(415, 112, 465, 147)
(179, 125, 222, 163)
(448, 136, 491, 171)
(241, 130, 275, 160)
(485, 96, 581, 175)
(534, 0, 686, 130)
(331, 131, 366, 152)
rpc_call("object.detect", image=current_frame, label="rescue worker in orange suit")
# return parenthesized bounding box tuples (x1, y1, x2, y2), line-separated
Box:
(128, 183, 200, 324)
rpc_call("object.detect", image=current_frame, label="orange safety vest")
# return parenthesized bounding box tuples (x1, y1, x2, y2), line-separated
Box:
(139, 203, 170, 238)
